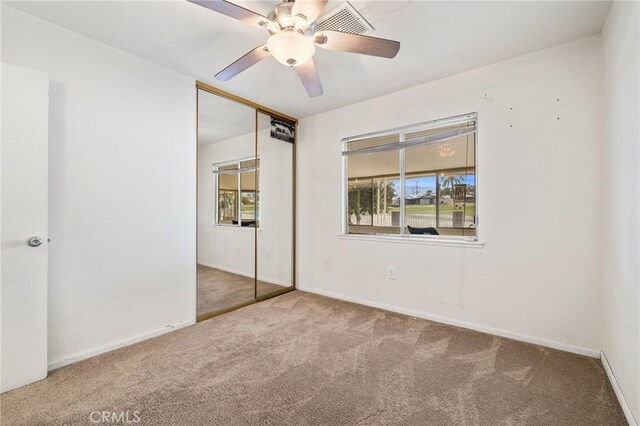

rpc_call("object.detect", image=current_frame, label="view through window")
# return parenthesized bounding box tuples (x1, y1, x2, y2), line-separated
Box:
(344, 114, 477, 238)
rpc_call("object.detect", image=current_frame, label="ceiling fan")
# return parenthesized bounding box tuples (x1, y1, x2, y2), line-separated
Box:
(187, 0, 401, 97)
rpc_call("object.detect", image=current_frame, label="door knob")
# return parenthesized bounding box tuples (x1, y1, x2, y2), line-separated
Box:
(28, 236, 43, 247)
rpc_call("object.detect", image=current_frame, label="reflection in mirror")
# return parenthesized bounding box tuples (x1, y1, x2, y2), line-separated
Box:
(217, 164, 238, 225)
(197, 89, 256, 317)
(239, 160, 258, 227)
(256, 112, 294, 297)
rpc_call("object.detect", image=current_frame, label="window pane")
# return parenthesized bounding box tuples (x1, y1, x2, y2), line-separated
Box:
(347, 150, 400, 235)
(240, 169, 257, 226)
(437, 171, 475, 234)
(404, 173, 437, 229)
(217, 173, 237, 224)
(218, 190, 236, 223)
(404, 132, 475, 237)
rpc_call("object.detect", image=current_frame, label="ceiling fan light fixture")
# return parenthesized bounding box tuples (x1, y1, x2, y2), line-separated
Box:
(267, 31, 315, 67)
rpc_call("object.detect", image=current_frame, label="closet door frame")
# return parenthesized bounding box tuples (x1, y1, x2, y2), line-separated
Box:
(196, 81, 297, 322)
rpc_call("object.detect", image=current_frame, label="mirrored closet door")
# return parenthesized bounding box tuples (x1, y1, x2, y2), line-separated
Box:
(197, 85, 295, 320)
(256, 112, 294, 297)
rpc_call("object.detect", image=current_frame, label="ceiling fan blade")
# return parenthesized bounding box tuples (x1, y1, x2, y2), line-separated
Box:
(295, 59, 323, 97)
(187, 0, 273, 29)
(292, 0, 328, 25)
(215, 45, 270, 81)
(315, 31, 400, 59)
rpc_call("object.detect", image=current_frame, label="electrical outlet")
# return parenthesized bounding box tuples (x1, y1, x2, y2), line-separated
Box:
(387, 266, 396, 280)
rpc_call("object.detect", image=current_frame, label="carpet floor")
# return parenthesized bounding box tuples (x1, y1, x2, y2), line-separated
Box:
(197, 265, 285, 316)
(1, 291, 626, 425)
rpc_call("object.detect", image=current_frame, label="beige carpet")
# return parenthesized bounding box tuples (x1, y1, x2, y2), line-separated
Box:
(1, 291, 625, 425)
(197, 265, 285, 316)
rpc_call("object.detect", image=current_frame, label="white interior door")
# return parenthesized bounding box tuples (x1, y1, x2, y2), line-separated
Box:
(1, 62, 49, 392)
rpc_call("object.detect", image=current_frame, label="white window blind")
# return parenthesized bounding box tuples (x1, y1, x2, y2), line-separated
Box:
(343, 113, 477, 156)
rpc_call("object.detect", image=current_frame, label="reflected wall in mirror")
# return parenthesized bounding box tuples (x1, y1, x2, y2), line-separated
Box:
(197, 89, 256, 317)
(256, 112, 294, 297)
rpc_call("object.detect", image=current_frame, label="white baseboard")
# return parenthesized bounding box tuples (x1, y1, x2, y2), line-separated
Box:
(198, 261, 253, 279)
(601, 351, 638, 426)
(197, 262, 290, 287)
(48, 319, 195, 371)
(261, 279, 290, 287)
(297, 286, 601, 358)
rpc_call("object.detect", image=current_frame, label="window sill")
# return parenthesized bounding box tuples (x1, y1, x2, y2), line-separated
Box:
(214, 224, 257, 232)
(337, 233, 484, 248)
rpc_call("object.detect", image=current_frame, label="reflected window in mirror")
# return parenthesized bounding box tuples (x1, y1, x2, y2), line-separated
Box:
(213, 158, 259, 227)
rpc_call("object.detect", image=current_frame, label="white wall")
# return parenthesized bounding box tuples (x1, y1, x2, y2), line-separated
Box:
(602, 1, 640, 422)
(297, 36, 604, 355)
(1, 6, 197, 368)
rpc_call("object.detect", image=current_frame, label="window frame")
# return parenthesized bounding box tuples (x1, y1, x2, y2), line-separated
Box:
(340, 113, 481, 246)
(212, 156, 259, 229)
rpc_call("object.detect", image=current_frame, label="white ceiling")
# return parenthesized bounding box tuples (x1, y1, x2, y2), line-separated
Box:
(5, 1, 612, 118)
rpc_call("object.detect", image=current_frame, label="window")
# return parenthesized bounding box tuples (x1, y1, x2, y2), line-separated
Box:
(214, 158, 259, 227)
(343, 113, 477, 239)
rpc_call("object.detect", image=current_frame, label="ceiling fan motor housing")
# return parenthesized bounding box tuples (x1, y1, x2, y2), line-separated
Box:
(267, 1, 313, 34)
